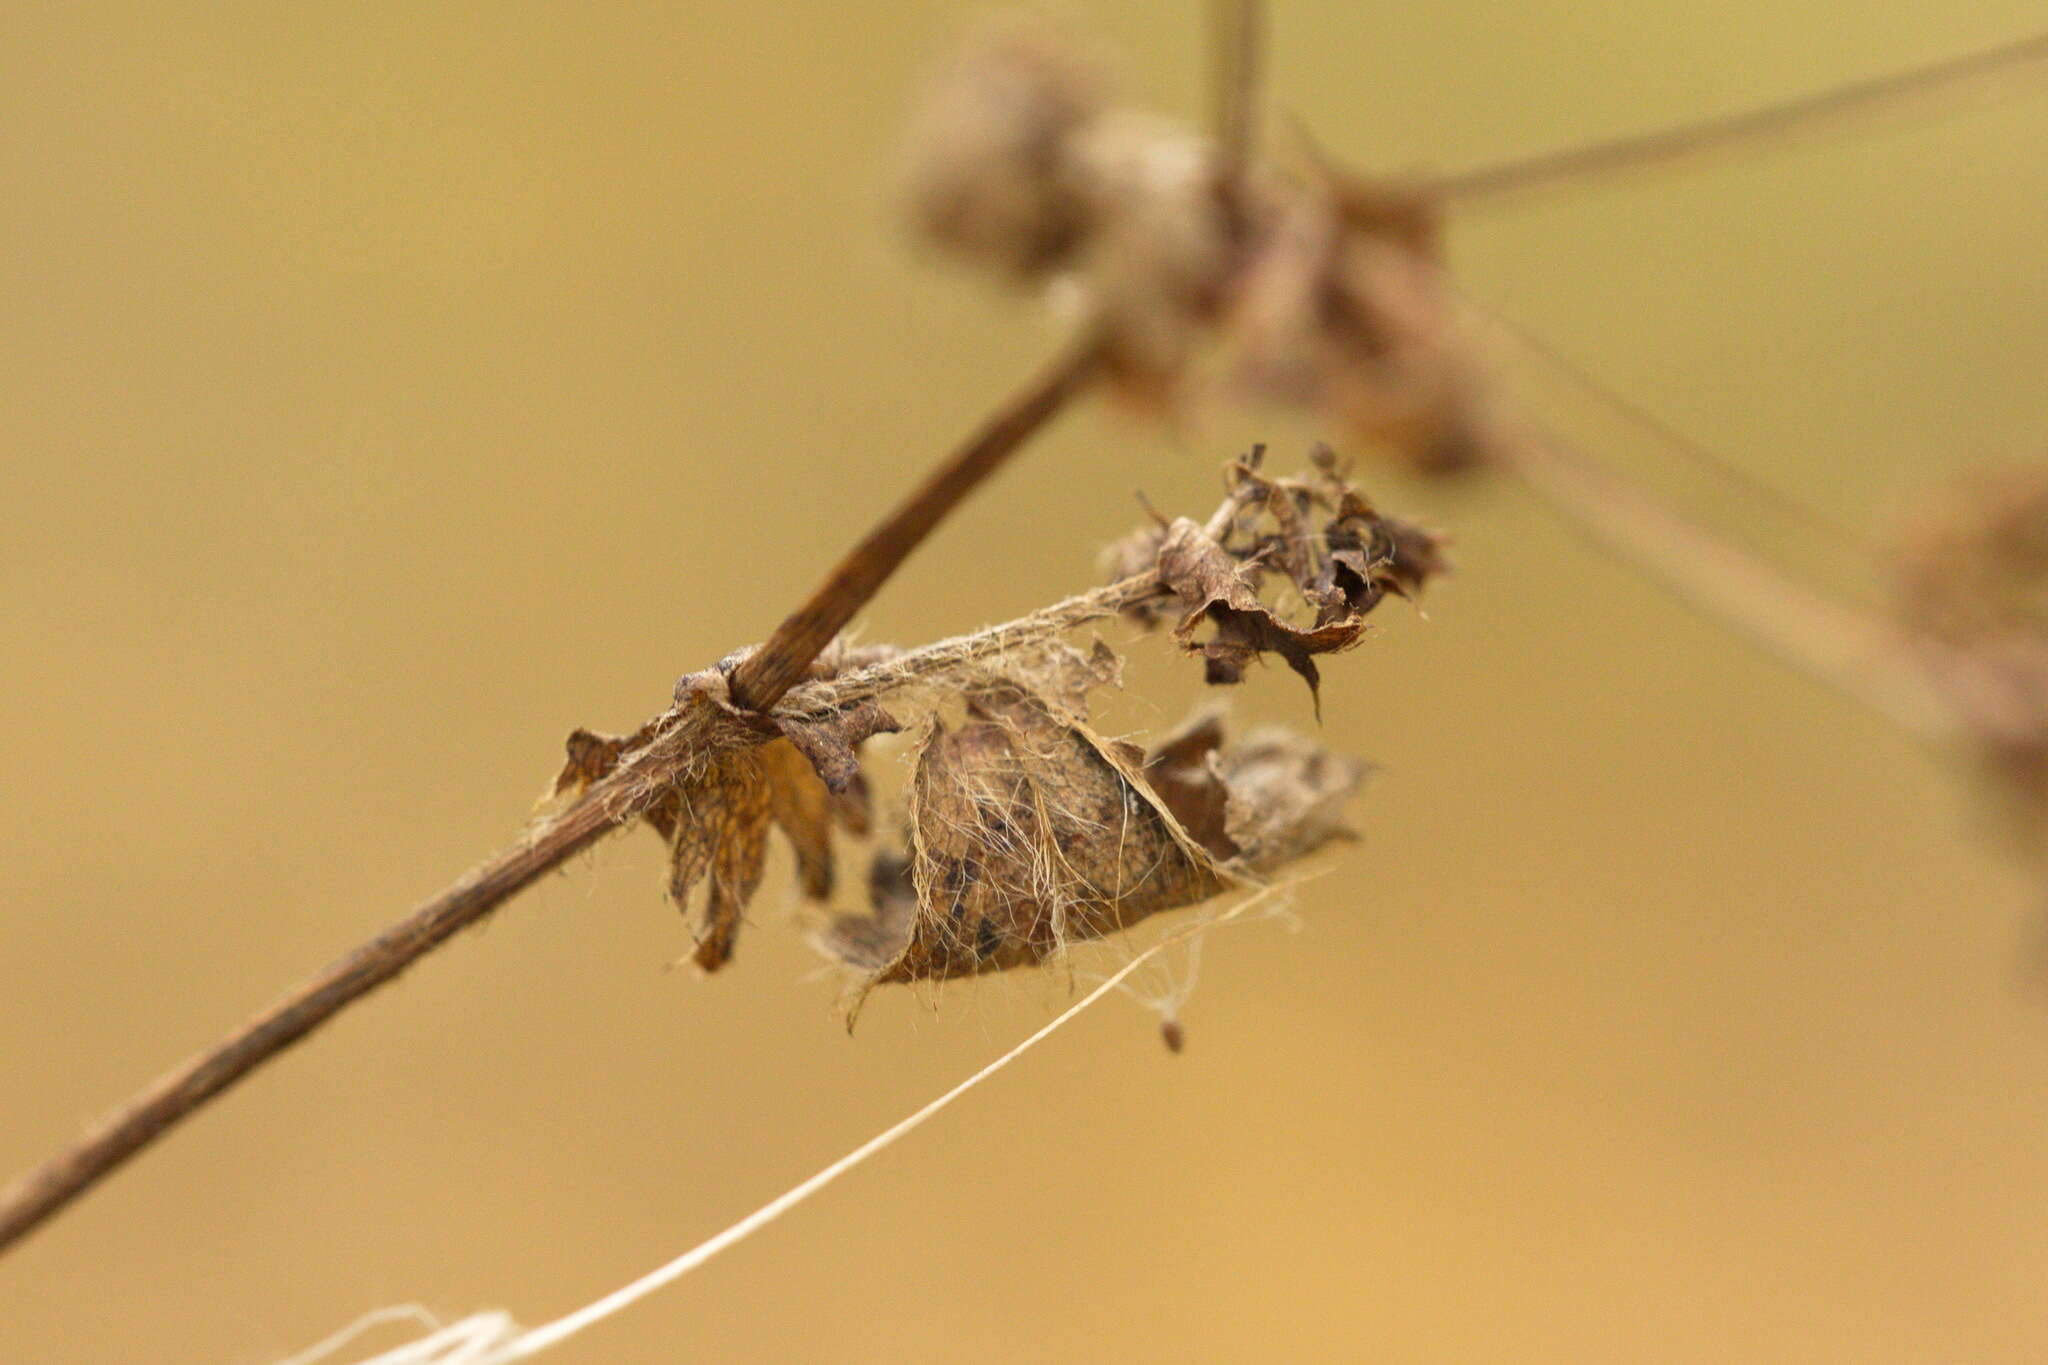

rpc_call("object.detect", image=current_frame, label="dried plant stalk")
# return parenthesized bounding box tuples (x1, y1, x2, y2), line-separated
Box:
(0, 324, 1102, 1258)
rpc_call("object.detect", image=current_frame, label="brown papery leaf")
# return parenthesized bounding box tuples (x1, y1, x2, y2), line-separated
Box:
(552, 675, 898, 972)
(1146, 447, 1446, 709)
(822, 680, 1232, 991)
(818, 679, 1369, 1006)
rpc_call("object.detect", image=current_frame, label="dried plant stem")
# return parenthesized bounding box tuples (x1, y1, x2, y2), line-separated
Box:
(727, 326, 1106, 712)
(1495, 421, 1957, 743)
(0, 731, 668, 1260)
(0, 333, 1115, 1260)
(1210, 0, 1263, 204)
(1468, 299, 1873, 563)
(1436, 27, 2048, 204)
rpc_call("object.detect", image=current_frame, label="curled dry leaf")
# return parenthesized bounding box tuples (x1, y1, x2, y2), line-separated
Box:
(817, 672, 1368, 1007)
(553, 668, 900, 972)
(1119, 446, 1447, 706)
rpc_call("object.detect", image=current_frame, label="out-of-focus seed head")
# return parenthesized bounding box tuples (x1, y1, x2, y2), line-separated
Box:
(900, 27, 1108, 279)
(900, 24, 1489, 475)
(1894, 464, 2048, 849)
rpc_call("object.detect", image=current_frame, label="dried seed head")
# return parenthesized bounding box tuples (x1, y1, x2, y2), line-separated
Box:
(901, 27, 1107, 279)
(1894, 464, 2048, 846)
(1898, 465, 2048, 647)
(1227, 186, 1483, 474)
(1065, 109, 1238, 399)
(901, 26, 1487, 472)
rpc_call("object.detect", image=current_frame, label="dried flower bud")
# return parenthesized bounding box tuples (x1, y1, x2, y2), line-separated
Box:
(902, 25, 1493, 473)
(1066, 110, 1238, 398)
(1227, 186, 1481, 473)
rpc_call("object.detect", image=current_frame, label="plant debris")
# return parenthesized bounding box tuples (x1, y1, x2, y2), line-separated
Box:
(1114, 445, 1446, 706)
(554, 660, 900, 970)
(816, 677, 1368, 1006)
(552, 450, 1430, 996)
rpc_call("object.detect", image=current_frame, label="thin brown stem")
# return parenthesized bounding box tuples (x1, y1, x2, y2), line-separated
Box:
(0, 332, 1109, 1260)
(0, 745, 654, 1258)
(1211, 0, 1264, 201)
(1493, 419, 1957, 744)
(1469, 297, 1874, 567)
(727, 327, 1106, 712)
(1435, 28, 2048, 205)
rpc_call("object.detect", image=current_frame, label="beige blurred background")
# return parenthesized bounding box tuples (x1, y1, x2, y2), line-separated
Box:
(4, 3, 2047, 1362)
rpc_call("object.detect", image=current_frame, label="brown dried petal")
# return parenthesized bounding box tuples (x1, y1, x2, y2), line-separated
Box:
(1140, 710, 1239, 859)
(1216, 728, 1370, 871)
(759, 740, 836, 901)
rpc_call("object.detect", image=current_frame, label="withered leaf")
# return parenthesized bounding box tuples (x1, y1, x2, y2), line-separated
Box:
(1156, 515, 1361, 699)
(671, 751, 772, 970)
(1140, 450, 1446, 710)
(818, 681, 1370, 1008)
(823, 684, 1232, 991)
(552, 681, 898, 972)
